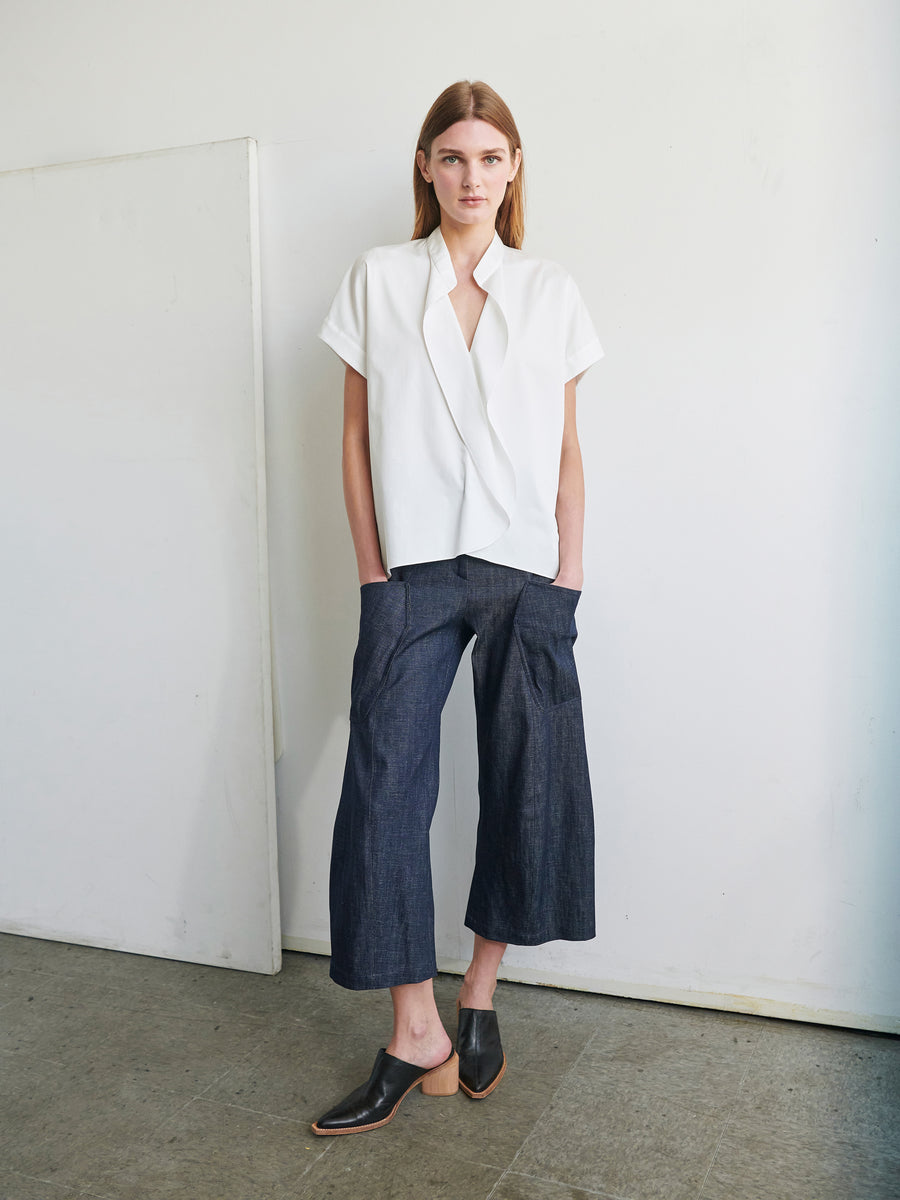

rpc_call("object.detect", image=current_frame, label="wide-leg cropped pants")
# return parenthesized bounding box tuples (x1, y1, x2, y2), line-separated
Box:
(329, 555, 595, 990)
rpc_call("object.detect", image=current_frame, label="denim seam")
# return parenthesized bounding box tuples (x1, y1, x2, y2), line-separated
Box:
(354, 581, 411, 723)
(361, 713, 377, 983)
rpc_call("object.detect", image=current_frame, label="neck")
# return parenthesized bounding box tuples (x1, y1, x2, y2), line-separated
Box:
(438, 220, 496, 280)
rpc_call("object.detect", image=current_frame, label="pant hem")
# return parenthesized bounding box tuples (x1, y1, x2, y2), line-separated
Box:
(328, 960, 439, 992)
(464, 919, 597, 946)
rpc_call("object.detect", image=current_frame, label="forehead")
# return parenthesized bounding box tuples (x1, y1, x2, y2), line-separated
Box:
(432, 119, 510, 152)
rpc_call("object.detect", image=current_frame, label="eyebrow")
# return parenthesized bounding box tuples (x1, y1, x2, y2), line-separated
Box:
(435, 146, 507, 157)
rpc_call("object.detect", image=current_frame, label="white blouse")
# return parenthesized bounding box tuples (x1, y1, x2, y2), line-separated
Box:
(319, 227, 603, 578)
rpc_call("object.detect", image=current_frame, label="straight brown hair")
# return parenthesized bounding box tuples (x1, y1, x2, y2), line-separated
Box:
(412, 81, 525, 249)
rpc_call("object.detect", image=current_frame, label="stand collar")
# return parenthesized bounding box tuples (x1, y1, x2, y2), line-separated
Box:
(425, 227, 505, 301)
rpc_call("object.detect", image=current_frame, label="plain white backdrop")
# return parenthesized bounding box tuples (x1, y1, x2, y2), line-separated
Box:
(1, 0, 898, 1029)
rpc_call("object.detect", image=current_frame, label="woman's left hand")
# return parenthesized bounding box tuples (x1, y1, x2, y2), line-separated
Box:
(553, 569, 583, 591)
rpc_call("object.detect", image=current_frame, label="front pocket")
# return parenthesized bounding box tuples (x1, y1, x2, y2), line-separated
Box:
(513, 580, 581, 709)
(349, 582, 410, 721)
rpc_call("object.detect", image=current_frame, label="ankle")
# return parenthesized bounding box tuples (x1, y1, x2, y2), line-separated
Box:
(399, 1017, 438, 1044)
(458, 936, 506, 1010)
(387, 1021, 452, 1069)
(458, 974, 496, 1010)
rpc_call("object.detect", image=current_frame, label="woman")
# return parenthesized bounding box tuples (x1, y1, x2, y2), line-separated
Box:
(313, 80, 603, 1136)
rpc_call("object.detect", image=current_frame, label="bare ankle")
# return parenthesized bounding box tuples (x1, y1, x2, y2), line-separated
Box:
(387, 1022, 452, 1069)
(458, 975, 496, 1010)
(402, 1018, 434, 1043)
(458, 936, 506, 1009)
(387, 980, 452, 1067)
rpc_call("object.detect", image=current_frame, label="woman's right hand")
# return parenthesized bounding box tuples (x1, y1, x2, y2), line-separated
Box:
(359, 571, 390, 585)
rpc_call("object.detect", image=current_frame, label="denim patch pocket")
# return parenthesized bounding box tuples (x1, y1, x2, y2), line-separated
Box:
(350, 581, 410, 721)
(513, 580, 581, 709)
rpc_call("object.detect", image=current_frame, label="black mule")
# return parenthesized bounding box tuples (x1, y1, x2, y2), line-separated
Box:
(312, 1048, 459, 1135)
(457, 1007, 507, 1099)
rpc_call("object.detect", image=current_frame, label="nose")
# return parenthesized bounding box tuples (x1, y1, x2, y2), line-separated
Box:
(463, 164, 479, 191)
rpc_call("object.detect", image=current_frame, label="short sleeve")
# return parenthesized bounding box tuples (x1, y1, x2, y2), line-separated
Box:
(318, 253, 368, 378)
(564, 274, 604, 383)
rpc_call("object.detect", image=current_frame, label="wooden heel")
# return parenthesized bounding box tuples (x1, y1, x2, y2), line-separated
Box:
(420, 1050, 459, 1096)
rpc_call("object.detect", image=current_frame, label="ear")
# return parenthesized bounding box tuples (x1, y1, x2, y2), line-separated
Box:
(416, 148, 433, 183)
(508, 147, 522, 182)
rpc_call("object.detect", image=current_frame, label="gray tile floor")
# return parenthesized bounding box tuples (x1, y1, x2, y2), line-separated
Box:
(1, 933, 898, 1200)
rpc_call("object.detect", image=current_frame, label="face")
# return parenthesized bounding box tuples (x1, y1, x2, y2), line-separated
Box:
(417, 119, 521, 231)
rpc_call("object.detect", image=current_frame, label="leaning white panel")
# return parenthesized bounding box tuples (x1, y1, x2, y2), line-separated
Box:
(0, 138, 280, 973)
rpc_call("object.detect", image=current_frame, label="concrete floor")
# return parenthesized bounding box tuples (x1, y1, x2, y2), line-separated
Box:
(0, 933, 898, 1200)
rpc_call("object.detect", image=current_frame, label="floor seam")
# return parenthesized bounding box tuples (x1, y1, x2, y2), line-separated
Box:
(693, 1026, 765, 1199)
(184, 1094, 309, 1125)
(138, 1091, 208, 1140)
(282, 1138, 335, 1193)
(491, 1166, 628, 1199)
(484, 1023, 607, 1199)
(693, 1112, 735, 1200)
(3, 1171, 82, 1197)
(4, 1170, 123, 1200)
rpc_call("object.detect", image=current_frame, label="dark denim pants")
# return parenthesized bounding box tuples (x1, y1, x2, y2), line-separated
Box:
(329, 555, 595, 990)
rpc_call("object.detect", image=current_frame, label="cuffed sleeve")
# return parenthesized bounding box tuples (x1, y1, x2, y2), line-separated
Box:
(563, 275, 604, 383)
(319, 253, 368, 378)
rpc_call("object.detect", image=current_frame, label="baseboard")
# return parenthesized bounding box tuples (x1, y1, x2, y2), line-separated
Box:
(281, 936, 899, 1035)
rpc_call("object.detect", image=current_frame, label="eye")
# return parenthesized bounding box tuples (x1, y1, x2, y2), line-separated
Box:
(484, 156, 500, 165)
(442, 155, 459, 164)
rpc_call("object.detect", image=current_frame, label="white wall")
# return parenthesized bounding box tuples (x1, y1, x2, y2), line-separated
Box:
(2, 0, 897, 1029)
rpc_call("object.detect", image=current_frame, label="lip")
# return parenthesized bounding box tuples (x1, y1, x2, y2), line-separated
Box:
(459, 197, 486, 204)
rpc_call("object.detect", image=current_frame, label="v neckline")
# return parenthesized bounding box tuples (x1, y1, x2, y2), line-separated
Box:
(420, 226, 514, 542)
(451, 290, 488, 356)
(423, 226, 509, 410)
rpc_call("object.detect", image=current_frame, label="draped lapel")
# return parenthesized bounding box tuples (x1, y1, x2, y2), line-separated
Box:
(422, 228, 516, 531)
(472, 235, 508, 406)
